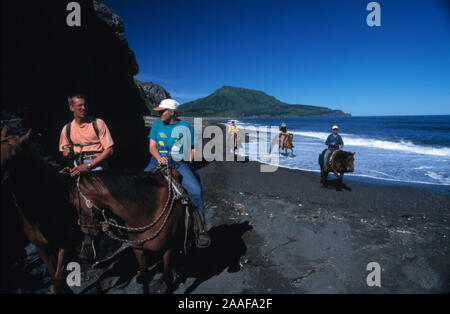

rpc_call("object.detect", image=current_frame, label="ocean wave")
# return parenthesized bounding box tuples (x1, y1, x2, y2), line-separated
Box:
(425, 171, 449, 183)
(293, 131, 450, 157)
(222, 121, 450, 157)
(250, 158, 450, 186)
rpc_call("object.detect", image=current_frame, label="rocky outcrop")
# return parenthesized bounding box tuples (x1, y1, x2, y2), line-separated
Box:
(93, 0, 139, 75)
(1, 0, 149, 169)
(1, 0, 154, 293)
(135, 79, 172, 113)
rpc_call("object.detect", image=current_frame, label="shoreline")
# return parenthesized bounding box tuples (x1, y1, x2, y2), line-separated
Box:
(248, 161, 450, 195)
(202, 118, 449, 194)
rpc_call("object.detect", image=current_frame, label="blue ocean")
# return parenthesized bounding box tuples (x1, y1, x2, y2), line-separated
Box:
(225, 115, 450, 186)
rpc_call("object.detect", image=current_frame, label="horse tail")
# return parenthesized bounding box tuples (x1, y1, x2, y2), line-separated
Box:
(318, 149, 326, 168)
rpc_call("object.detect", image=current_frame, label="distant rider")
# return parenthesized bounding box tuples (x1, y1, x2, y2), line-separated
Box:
(227, 121, 239, 152)
(227, 121, 239, 135)
(279, 122, 288, 136)
(323, 125, 344, 168)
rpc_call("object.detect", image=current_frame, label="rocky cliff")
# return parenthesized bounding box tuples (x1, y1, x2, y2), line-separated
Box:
(1, 0, 149, 168)
(135, 79, 172, 113)
(0, 0, 153, 292)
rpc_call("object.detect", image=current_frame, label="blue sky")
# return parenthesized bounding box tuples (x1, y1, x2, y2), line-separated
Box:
(102, 0, 450, 116)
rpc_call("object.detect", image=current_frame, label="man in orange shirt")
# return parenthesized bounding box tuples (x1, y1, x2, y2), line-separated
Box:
(59, 93, 114, 177)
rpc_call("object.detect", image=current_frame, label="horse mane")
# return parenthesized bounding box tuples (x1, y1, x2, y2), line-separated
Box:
(80, 170, 168, 207)
(334, 150, 352, 161)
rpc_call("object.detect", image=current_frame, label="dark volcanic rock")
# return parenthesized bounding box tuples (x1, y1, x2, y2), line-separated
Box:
(1, 0, 148, 169)
(93, 0, 138, 75)
(1, 0, 149, 292)
(135, 79, 172, 113)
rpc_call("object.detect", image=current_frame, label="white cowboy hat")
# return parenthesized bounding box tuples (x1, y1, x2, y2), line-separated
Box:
(281, 122, 287, 127)
(332, 125, 339, 130)
(153, 99, 180, 111)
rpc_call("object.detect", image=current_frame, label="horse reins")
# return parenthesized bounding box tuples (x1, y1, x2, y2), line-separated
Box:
(75, 164, 189, 245)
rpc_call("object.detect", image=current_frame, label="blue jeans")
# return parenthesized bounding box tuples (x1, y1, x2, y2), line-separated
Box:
(144, 157, 205, 225)
(323, 149, 333, 168)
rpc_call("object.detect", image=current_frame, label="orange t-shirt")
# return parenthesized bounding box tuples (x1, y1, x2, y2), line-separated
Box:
(59, 118, 114, 158)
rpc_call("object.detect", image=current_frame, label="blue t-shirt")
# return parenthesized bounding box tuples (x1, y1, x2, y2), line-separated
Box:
(325, 134, 344, 150)
(149, 119, 197, 160)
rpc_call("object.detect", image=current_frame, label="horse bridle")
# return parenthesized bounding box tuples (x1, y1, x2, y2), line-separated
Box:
(75, 165, 190, 245)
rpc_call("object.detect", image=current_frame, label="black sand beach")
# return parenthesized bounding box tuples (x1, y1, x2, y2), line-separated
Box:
(193, 160, 450, 293)
(4, 119, 450, 294)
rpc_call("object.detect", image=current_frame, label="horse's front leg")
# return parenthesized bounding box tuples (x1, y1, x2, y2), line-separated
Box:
(332, 170, 341, 190)
(54, 248, 72, 294)
(133, 247, 149, 294)
(162, 249, 175, 294)
(35, 246, 57, 288)
(332, 170, 339, 178)
(339, 172, 344, 186)
(321, 170, 329, 186)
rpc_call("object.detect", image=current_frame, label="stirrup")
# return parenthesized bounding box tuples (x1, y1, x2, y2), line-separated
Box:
(195, 231, 211, 248)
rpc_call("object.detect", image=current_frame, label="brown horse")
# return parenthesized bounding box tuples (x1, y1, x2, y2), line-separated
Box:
(2, 126, 196, 294)
(1, 126, 82, 293)
(270, 133, 294, 156)
(73, 167, 195, 293)
(318, 149, 355, 189)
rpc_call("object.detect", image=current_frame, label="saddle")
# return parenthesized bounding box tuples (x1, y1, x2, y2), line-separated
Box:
(325, 150, 339, 168)
(151, 166, 211, 249)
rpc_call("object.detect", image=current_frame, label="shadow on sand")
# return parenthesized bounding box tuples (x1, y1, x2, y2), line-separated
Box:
(321, 179, 352, 192)
(80, 221, 253, 294)
(173, 221, 253, 293)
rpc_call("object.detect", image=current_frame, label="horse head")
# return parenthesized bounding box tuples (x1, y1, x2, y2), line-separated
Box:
(1, 126, 32, 183)
(344, 151, 355, 173)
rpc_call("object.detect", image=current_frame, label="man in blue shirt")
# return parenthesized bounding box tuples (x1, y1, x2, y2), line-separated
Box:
(323, 125, 344, 168)
(144, 98, 211, 248)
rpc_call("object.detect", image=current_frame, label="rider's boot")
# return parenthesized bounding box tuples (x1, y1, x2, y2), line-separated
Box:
(192, 210, 211, 248)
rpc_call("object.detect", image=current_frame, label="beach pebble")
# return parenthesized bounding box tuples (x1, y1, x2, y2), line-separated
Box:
(234, 203, 245, 210)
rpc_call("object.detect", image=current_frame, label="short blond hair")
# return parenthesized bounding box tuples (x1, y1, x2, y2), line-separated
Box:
(67, 93, 87, 106)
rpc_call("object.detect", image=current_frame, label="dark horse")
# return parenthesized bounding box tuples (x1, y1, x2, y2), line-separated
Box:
(73, 166, 195, 293)
(318, 149, 355, 190)
(1, 126, 196, 293)
(1, 126, 82, 293)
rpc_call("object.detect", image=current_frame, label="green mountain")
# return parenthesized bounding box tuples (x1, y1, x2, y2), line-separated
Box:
(178, 86, 350, 118)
